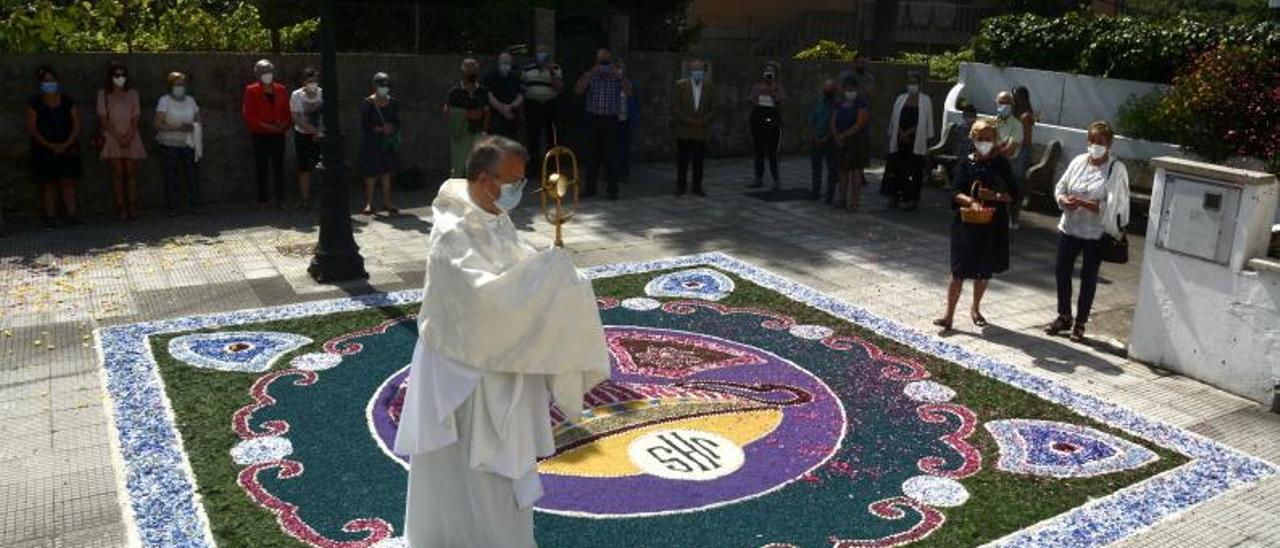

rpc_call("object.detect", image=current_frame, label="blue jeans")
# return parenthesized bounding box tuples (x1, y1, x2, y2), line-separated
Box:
(159, 144, 199, 210)
(811, 139, 835, 198)
(1055, 232, 1102, 324)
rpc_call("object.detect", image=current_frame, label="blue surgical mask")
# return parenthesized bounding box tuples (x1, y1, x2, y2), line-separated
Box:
(536, 52, 550, 64)
(690, 69, 705, 83)
(40, 81, 59, 95)
(996, 104, 1012, 118)
(496, 178, 527, 212)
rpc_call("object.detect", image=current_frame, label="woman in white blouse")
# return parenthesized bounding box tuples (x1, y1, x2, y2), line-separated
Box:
(1046, 121, 1130, 342)
(154, 72, 201, 214)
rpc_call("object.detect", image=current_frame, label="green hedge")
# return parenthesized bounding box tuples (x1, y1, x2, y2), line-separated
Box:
(972, 11, 1279, 83)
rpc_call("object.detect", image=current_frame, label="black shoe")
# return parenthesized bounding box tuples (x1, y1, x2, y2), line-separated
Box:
(748, 180, 764, 189)
(693, 189, 706, 197)
(67, 216, 83, 226)
(1045, 316, 1072, 336)
(887, 198, 899, 209)
(42, 217, 56, 230)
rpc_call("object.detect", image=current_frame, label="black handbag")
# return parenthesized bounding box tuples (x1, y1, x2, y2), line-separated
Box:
(1099, 220, 1129, 264)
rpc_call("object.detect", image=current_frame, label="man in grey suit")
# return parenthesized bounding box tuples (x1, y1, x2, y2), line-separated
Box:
(671, 60, 716, 196)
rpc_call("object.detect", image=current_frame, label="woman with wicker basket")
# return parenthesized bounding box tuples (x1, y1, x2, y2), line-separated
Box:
(934, 119, 1016, 332)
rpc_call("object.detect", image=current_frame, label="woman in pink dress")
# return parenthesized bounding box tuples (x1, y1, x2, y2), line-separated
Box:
(97, 61, 147, 220)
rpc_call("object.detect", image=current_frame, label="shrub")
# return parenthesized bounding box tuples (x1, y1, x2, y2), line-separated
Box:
(973, 11, 1279, 83)
(1159, 46, 1279, 172)
(1116, 90, 1178, 142)
(889, 48, 973, 82)
(793, 40, 857, 61)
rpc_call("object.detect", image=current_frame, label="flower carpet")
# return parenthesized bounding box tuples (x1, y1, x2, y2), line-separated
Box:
(96, 252, 1276, 547)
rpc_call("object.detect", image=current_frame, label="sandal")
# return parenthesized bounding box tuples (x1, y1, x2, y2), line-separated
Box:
(971, 311, 988, 327)
(932, 317, 953, 331)
(384, 205, 400, 216)
(1070, 323, 1086, 343)
(1045, 316, 1072, 336)
(361, 206, 375, 216)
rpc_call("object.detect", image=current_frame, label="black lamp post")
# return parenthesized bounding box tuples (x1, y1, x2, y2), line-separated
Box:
(308, 0, 368, 283)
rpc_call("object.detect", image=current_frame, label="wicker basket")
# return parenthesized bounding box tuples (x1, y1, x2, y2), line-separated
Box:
(960, 182, 995, 225)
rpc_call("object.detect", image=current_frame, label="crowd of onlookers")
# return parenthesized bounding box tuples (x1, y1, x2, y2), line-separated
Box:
(18, 52, 1133, 342)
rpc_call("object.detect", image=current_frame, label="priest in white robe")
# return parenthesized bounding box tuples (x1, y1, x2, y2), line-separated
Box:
(394, 135, 610, 547)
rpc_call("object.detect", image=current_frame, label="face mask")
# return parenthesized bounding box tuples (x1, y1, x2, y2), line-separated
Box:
(260, 73, 274, 85)
(495, 178, 527, 212)
(690, 69, 705, 83)
(112, 76, 127, 88)
(499, 63, 512, 75)
(376, 86, 391, 98)
(844, 90, 858, 101)
(171, 86, 186, 99)
(40, 81, 59, 95)
(975, 141, 994, 156)
(996, 104, 1011, 118)
(536, 52, 550, 64)
(305, 83, 319, 93)
(1087, 143, 1108, 159)
(907, 84, 919, 94)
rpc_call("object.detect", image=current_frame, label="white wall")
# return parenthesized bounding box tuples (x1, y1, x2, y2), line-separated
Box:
(1130, 159, 1280, 406)
(941, 64, 1187, 182)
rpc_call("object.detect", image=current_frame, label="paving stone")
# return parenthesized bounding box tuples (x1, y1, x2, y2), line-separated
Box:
(0, 155, 1275, 544)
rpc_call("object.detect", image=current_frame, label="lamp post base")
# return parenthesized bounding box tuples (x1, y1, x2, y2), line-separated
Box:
(307, 252, 368, 283)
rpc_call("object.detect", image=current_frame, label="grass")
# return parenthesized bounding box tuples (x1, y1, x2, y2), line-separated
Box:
(147, 266, 1186, 547)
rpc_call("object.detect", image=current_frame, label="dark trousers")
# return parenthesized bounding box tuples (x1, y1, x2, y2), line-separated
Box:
(159, 144, 199, 210)
(676, 139, 706, 193)
(887, 150, 925, 202)
(584, 114, 619, 197)
(252, 133, 286, 204)
(811, 139, 836, 198)
(1055, 232, 1103, 324)
(524, 99, 558, 176)
(619, 121, 633, 181)
(752, 125, 781, 183)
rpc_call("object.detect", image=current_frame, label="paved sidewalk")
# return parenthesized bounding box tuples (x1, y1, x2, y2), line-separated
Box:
(1, 156, 1277, 547)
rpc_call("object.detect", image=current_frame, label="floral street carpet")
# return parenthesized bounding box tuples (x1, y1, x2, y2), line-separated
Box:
(96, 252, 1276, 547)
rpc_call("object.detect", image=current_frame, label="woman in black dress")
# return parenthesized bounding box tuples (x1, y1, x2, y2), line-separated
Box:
(935, 119, 1015, 331)
(25, 65, 82, 229)
(359, 72, 401, 215)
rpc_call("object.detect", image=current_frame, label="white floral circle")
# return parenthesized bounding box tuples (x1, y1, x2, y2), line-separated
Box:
(621, 297, 662, 311)
(291, 352, 343, 371)
(230, 436, 293, 466)
(902, 475, 969, 507)
(788, 324, 834, 340)
(903, 380, 957, 403)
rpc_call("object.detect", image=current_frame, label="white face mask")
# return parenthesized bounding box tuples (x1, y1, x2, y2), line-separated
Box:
(260, 73, 274, 85)
(1087, 143, 1108, 159)
(305, 82, 319, 93)
(112, 76, 126, 88)
(907, 84, 919, 94)
(996, 104, 1011, 118)
(844, 90, 858, 101)
(171, 86, 186, 99)
(498, 63, 512, 75)
(376, 86, 391, 98)
(975, 141, 995, 156)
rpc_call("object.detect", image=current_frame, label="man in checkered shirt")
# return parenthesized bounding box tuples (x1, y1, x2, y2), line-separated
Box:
(574, 48, 633, 200)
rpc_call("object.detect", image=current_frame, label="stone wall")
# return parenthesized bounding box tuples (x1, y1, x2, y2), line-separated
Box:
(0, 53, 926, 217)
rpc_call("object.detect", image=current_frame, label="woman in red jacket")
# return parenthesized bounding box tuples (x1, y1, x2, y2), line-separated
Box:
(242, 59, 292, 210)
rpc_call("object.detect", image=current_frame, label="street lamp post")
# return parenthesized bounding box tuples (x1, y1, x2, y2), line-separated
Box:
(308, 0, 368, 283)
